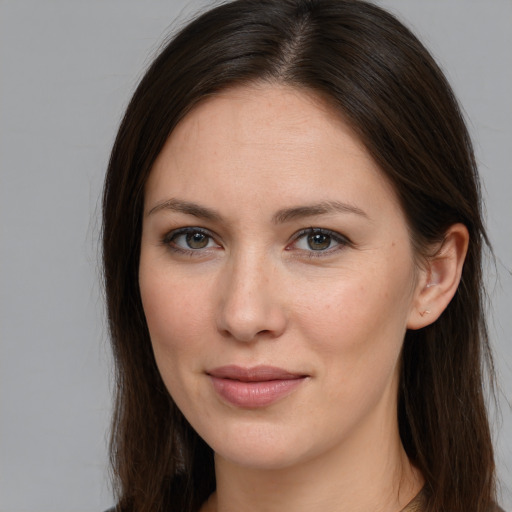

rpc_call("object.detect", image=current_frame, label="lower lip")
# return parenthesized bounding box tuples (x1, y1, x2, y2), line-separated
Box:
(210, 376, 305, 408)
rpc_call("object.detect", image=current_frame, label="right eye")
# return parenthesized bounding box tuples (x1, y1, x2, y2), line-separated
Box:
(164, 227, 221, 253)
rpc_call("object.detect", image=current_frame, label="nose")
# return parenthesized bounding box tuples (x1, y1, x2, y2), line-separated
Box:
(215, 252, 288, 342)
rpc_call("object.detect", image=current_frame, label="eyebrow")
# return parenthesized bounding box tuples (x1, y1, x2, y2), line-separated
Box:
(147, 198, 223, 221)
(272, 201, 369, 224)
(147, 198, 368, 223)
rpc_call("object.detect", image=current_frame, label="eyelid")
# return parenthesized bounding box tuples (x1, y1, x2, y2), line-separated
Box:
(161, 226, 351, 257)
(287, 227, 352, 255)
(162, 226, 222, 253)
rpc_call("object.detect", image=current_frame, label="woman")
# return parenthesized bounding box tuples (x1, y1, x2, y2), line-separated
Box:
(102, 1, 501, 511)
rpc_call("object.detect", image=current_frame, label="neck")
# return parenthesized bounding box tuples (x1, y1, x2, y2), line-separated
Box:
(204, 419, 423, 512)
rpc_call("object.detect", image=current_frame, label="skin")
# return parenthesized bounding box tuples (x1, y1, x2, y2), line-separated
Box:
(139, 84, 467, 512)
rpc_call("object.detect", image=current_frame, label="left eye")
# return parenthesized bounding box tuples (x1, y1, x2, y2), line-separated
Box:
(292, 228, 348, 252)
(165, 228, 219, 251)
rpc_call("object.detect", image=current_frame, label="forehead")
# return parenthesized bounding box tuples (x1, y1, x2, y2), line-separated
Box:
(146, 83, 401, 222)
(163, 84, 368, 165)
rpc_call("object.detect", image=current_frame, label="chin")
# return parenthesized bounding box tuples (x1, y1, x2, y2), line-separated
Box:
(199, 419, 327, 472)
(215, 444, 305, 471)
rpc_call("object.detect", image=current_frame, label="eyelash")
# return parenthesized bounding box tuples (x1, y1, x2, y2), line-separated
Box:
(288, 228, 351, 258)
(162, 227, 351, 257)
(162, 227, 220, 256)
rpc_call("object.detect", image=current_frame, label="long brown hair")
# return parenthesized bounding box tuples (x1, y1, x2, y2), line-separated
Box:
(102, 1, 496, 510)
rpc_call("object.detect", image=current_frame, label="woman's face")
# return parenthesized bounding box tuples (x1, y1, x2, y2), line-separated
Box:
(139, 84, 423, 470)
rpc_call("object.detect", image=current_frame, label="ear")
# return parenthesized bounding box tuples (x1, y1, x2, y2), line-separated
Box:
(407, 223, 469, 330)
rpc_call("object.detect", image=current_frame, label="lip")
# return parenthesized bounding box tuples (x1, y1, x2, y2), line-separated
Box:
(207, 365, 308, 408)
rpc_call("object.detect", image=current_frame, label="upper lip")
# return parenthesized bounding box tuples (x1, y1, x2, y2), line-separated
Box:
(207, 365, 306, 382)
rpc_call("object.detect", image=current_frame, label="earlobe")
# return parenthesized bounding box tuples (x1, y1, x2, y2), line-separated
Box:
(407, 223, 469, 330)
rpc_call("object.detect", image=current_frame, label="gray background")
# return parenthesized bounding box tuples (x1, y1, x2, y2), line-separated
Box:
(0, 1, 510, 511)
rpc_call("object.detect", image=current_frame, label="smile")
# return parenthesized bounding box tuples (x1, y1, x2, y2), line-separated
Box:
(207, 365, 308, 408)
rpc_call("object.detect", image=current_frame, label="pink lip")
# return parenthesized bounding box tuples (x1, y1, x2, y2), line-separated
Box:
(207, 365, 307, 408)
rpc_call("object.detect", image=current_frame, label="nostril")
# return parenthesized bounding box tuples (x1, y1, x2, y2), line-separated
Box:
(215, 265, 288, 342)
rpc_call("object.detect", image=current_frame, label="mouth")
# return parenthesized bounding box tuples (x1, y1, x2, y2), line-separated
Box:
(206, 365, 308, 408)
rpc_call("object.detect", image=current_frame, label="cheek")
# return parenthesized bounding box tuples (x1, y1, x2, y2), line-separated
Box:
(139, 266, 213, 374)
(291, 253, 415, 381)
(295, 270, 409, 338)
(139, 270, 216, 418)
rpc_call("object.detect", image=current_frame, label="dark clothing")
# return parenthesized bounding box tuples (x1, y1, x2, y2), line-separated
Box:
(105, 487, 505, 512)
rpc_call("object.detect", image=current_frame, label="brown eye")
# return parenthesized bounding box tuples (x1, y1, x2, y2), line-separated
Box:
(307, 232, 332, 251)
(290, 228, 350, 256)
(186, 231, 209, 249)
(164, 228, 219, 252)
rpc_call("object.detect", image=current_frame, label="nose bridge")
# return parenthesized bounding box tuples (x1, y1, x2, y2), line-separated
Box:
(216, 245, 286, 342)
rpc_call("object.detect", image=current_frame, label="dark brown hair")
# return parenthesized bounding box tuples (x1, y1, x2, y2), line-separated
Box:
(102, 1, 496, 511)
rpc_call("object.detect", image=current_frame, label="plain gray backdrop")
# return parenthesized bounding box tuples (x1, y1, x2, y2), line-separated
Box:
(1, 1, 511, 511)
